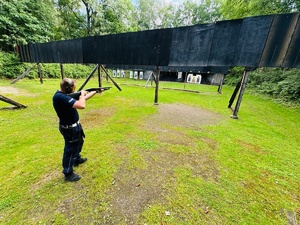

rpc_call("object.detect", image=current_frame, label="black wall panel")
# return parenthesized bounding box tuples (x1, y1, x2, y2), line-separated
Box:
(117, 33, 126, 65)
(134, 29, 161, 65)
(97, 35, 112, 64)
(148, 29, 161, 65)
(169, 26, 191, 66)
(132, 31, 143, 65)
(234, 15, 273, 67)
(282, 15, 300, 68)
(51, 42, 58, 63)
(105, 34, 117, 64)
(61, 40, 73, 63)
(45, 42, 54, 63)
(208, 19, 243, 66)
(112, 34, 121, 64)
(18, 45, 25, 62)
(73, 39, 83, 63)
(97, 35, 107, 64)
(65, 39, 83, 63)
(23, 45, 31, 62)
(54, 41, 65, 63)
(124, 32, 135, 65)
(51, 42, 59, 63)
(187, 23, 215, 66)
(158, 28, 172, 66)
(38, 43, 51, 63)
(27, 44, 36, 62)
(260, 13, 299, 67)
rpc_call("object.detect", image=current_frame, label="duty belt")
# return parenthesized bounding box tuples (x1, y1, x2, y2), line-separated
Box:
(60, 121, 80, 129)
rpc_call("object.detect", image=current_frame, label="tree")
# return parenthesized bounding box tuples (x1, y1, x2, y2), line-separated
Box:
(174, 0, 221, 27)
(98, 0, 138, 34)
(0, 0, 55, 51)
(55, 0, 89, 39)
(55, 0, 137, 39)
(220, 0, 300, 20)
(136, 0, 221, 30)
(136, 0, 160, 30)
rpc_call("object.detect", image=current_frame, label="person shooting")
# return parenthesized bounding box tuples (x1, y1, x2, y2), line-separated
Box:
(52, 78, 105, 182)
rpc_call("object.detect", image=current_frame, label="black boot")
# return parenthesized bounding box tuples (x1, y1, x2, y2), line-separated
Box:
(65, 172, 81, 182)
(74, 157, 87, 167)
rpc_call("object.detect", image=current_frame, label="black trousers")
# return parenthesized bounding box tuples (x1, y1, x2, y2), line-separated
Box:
(59, 123, 84, 175)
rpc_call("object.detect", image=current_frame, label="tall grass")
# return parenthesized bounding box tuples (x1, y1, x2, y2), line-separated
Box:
(0, 77, 299, 224)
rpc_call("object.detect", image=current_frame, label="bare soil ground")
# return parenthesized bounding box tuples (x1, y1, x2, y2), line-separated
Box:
(102, 103, 224, 224)
(0, 86, 20, 94)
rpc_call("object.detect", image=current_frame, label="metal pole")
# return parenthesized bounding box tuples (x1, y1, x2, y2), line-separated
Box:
(144, 72, 153, 88)
(231, 69, 250, 119)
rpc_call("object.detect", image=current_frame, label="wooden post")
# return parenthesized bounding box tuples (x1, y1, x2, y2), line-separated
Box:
(0, 95, 27, 109)
(100, 65, 122, 91)
(228, 79, 242, 109)
(77, 64, 99, 91)
(60, 63, 65, 79)
(11, 64, 37, 84)
(154, 69, 160, 105)
(230, 69, 250, 119)
(37, 63, 43, 84)
(98, 65, 102, 87)
(217, 74, 224, 94)
(183, 72, 188, 90)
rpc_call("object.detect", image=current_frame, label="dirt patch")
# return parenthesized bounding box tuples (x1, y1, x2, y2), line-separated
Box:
(0, 86, 36, 97)
(145, 103, 223, 131)
(81, 107, 118, 129)
(30, 171, 61, 192)
(0, 86, 20, 94)
(103, 103, 223, 224)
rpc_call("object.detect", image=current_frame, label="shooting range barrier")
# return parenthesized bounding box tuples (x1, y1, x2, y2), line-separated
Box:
(16, 12, 300, 118)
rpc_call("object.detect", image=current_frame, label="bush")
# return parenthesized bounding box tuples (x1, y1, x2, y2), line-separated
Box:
(224, 66, 244, 85)
(0, 51, 24, 79)
(0, 51, 96, 79)
(247, 68, 300, 104)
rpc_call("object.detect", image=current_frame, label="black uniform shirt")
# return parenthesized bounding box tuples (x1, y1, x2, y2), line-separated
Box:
(52, 90, 79, 125)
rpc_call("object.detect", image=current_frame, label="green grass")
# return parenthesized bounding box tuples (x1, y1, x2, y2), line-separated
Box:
(0, 77, 299, 224)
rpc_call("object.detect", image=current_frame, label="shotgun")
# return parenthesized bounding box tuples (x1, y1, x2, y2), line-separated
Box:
(68, 87, 111, 100)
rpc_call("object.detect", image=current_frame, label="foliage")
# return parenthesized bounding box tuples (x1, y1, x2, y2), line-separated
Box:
(0, 51, 24, 79)
(173, 0, 221, 27)
(0, 51, 95, 79)
(223, 66, 245, 85)
(0, 0, 55, 51)
(23, 63, 96, 79)
(219, 0, 300, 20)
(55, 0, 137, 38)
(136, 0, 221, 30)
(224, 67, 300, 105)
(247, 68, 300, 104)
(54, 0, 87, 39)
